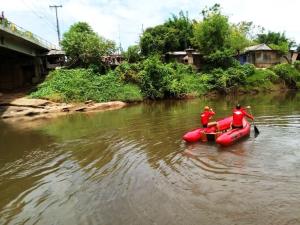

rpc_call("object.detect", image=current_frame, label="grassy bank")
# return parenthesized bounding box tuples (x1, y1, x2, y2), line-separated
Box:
(30, 69, 143, 102)
(30, 58, 300, 103)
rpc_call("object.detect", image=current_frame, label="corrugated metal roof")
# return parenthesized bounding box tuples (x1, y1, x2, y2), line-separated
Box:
(166, 51, 187, 55)
(244, 43, 273, 52)
(165, 50, 201, 55)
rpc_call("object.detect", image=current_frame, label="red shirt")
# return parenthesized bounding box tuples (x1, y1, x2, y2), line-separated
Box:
(232, 108, 254, 127)
(201, 110, 215, 126)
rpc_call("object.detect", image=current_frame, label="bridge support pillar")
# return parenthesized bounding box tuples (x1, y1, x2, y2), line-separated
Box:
(32, 58, 43, 84)
(0, 53, 46, 91)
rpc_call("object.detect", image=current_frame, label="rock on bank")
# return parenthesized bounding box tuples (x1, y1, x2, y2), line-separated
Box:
(0, 95, 127, 122)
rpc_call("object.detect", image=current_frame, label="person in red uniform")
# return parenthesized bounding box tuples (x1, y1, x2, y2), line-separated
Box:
(232, 104, 254, 129)
(201, 106, 215, 128)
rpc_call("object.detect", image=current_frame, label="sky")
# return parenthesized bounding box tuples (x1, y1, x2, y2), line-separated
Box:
(1, 0, 300, 50)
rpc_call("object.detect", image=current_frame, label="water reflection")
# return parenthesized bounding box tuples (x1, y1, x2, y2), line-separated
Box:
(0, 91, 300, 224)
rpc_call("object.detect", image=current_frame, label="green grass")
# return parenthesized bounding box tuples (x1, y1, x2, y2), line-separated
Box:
(30, 69, 143, 102)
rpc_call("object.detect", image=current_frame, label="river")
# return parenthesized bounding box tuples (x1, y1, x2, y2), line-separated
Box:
(1, 91, 300, 225)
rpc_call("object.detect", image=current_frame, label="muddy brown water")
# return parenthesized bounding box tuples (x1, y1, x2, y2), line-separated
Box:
(1, 92, 300, 225)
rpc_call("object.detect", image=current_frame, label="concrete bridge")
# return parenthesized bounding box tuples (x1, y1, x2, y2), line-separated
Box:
(0, 17, 64, 91)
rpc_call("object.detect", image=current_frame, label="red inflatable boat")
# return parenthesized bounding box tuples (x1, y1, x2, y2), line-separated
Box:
(216, 118, 251, 146)
(183, 117, 232, 142)
(183, 117, 251, 146)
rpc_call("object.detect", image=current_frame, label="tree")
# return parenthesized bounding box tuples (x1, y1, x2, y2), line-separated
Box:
(297, 45, 300, 52)
(61, 22, 116, 68)
(123, 45, 141, 63)
(192, 4, 235, 68)
(140, 11, 193, 56)
(165, 11, 194, 50)
(255, 31, 295, 54)
(193, 4, 231, 55)
(228, 22, 255, 54)
(140, 25, 179, 56)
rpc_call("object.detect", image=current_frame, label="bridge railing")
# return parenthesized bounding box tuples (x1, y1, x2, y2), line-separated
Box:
(0, 18, 58, 50)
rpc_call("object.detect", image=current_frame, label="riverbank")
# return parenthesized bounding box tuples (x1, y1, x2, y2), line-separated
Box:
(0, 93, 127, 122)
(0, 60, 296, 123)
(28, 60, 300, 106)
(0, 86, 288, 123)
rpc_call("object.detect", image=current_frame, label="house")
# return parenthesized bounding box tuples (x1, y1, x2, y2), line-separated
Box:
(164, 48, 203, 70)
(101, 54, 123, 68)
(238, 44, 284, 68)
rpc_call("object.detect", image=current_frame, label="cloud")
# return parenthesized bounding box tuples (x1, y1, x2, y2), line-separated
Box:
(1, 0, 300, 49)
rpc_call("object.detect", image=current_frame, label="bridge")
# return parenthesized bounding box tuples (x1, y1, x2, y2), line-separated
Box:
(0, 17, 64, 91)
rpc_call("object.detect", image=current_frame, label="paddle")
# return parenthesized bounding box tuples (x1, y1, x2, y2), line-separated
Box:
(246, 106, 260, 136)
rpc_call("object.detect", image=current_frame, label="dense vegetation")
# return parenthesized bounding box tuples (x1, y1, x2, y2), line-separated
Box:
(32, 56, 300, 102)
(31, 69, 143, 102)
(31, 4, 300, 103)
(140, 11, 193, 56)
(61, 22, 116, 71)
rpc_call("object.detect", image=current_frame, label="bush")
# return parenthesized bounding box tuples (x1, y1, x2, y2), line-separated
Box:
(123, 45, 141, 63)
(31, 58, 207, 102)
(164, 63, 203, 97)
(180, 74, 206, 95)
(200, 69, 227, 92)
(241, 63, 256, 76)
(294, 61, 300, 71)
(138, 55, 174, 99)
(272, 63, 300, 88)
(246, 69, 279, 89)
(138, 56, 205, 98)
(115, 62, 141, 84)
(226, 66, 247, 85)
(199, 64, 252, 93)
(30, 69, 143, 102)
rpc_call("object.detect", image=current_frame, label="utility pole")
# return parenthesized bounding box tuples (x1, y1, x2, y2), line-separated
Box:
(49, 5, 62, 45)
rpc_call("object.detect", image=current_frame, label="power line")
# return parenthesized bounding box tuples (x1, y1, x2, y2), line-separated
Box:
(30, 2, 57, 27)
(20, 0, 57, 32)
(49, 5, 62, 45)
